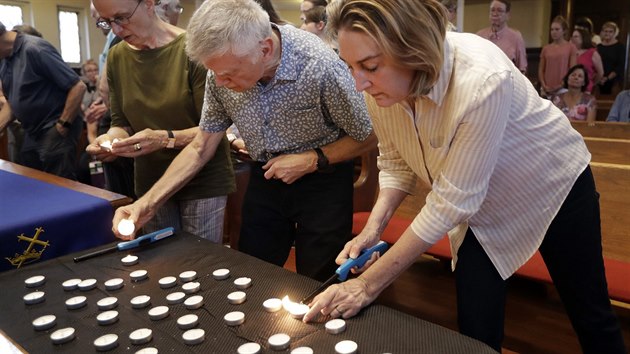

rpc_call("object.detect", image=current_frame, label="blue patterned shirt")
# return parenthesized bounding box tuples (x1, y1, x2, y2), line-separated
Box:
(199, 24, 372, 162)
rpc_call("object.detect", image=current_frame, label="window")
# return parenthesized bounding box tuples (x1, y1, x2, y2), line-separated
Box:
(58, 9, 81, 64)
(0, 4, 23, 30)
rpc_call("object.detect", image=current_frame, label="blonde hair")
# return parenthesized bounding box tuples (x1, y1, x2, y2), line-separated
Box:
(601, 21, 619, 38)
(327, 0, 446, 97)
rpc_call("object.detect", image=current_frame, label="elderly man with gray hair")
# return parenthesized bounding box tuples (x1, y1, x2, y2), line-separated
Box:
(116, 0, 376, 281)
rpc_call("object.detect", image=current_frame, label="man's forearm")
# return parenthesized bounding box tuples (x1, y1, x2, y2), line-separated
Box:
(0, 99, 13, 133)
(320, 132, 377, 164)
(140, 130, 224, 208)
(59, 81, 87, 123)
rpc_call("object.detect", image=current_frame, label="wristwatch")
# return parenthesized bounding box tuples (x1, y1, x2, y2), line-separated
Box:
(57, 119, 72, 129)
(314, 147, 330, 171)
(166, 130, 176, 149)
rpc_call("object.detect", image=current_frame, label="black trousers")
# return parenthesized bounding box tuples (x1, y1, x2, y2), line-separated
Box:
(455, 166, 626, 353)
(238, 160, 354, 282)
(21, 119, 82, 180)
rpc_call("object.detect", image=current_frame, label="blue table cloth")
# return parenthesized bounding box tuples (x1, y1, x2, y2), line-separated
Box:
(0, 170, 114, 272)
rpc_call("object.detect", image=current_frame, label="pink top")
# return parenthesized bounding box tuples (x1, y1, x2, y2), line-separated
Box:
(552, 92, 596, 121)
(477, 26, 528, 72)
(577, 48, 597, 93)
(540, 42, 577, 91)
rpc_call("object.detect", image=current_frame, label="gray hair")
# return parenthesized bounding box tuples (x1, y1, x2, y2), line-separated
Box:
(186, 0, 271, 63)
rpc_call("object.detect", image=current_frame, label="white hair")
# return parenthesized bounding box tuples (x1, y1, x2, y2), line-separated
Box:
(185, 0, 271, 63)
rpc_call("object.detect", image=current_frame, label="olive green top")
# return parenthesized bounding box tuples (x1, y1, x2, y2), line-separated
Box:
(107, 33, 235, 199)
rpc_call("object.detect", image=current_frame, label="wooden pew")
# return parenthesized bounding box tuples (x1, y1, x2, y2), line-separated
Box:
(359, 122, 630, 303)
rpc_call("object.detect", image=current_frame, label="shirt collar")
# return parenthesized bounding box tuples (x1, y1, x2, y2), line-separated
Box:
(271, 24, 298, 83)
(490, 25, 508, 40)
(6, 32, 24, 60)
(424, 32, 455, 107)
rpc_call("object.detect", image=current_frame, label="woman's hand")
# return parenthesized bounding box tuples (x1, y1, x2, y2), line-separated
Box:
(302, 277, 376, 323)
(336, 232, 382, 274)
(86, 133, 118, 162)
(110, 129, 166, 157)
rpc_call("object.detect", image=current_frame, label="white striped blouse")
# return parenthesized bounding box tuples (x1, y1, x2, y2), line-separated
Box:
(366, 32, 591, 280)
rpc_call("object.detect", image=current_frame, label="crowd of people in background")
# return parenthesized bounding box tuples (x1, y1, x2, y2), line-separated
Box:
(1, 0, 628, 186)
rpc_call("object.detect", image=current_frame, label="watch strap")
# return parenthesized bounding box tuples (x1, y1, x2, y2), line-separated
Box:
(166, 130, 176, 149)
(57, 119, 72, 128)
(314, 147, 330, 171)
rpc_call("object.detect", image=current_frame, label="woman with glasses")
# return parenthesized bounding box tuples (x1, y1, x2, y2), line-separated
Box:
(302, 1, 626, 353)
(87, 0, 235, 242)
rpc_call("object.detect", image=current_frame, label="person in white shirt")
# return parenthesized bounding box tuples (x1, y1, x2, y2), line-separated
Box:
(303, 1, 626, 353)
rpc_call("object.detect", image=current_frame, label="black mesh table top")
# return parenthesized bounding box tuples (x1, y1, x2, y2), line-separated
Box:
(0, 231, 495, 353)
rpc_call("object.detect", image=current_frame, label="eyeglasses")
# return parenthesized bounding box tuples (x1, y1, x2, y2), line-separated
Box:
(490, 7, 507, 14)
(96, 0, 143, 30)
(176, 5, 184, 14)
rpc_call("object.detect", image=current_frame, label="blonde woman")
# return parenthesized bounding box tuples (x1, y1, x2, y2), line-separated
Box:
(597, 21, 626, 95)
(302, 1, 625, 353)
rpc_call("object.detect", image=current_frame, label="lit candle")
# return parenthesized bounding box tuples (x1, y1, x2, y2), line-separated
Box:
(117, 219, 135, 236)
(282, 296, 309, 319)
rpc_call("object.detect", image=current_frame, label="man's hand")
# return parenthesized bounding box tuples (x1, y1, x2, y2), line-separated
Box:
(112, 199, 156, 240)
(85, 99, 108, 123)
(262, 151, 318, 184)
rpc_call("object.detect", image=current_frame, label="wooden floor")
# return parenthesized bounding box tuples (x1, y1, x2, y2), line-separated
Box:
(284, 251, 630, 353)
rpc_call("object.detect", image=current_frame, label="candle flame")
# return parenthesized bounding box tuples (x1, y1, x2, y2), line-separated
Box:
(282, 296, 308, 318)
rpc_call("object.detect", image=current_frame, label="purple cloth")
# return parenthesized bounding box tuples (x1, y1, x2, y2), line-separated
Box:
(0, 170, 114, 272)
